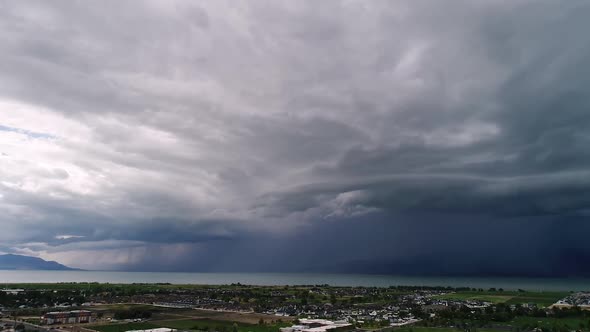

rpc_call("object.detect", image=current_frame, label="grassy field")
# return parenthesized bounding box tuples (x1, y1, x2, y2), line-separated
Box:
(93, 304, 163, 311)
(85, 304, 293, 325)
(24, 318, 41, 325)
(391, 317, 590, 332)
(433, 291, 569, 306)
(184, 310, 291, 324)
(90, 322, 159, 332)
(504, 292, 570, 307)
(393, 327, 504, 332)
(151, 319, 289, 332)
(510, 316, 590, 330)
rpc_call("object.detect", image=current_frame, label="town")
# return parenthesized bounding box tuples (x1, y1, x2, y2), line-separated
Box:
(0, 284, 587, 332)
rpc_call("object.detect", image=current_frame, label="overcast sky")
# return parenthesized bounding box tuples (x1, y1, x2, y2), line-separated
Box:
(1, 0, 590, 275)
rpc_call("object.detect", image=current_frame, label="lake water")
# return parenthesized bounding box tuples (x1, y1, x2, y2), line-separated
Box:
(0, 270, 589, 291)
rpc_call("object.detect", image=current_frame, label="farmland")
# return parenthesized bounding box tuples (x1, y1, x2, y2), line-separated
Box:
(91, 322, 160, 332)
(432, 290, 569, 307)
(153, 318, 289, 332)
(88, 317, 289, 332)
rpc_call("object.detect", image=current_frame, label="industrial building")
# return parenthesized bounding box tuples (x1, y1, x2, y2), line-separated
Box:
(42, 310, 93, 325)
(279, 319, 352, 332)
(127, 329, 175, 332)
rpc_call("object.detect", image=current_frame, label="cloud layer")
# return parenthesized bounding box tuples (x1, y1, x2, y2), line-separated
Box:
(1, 0, 590, 274)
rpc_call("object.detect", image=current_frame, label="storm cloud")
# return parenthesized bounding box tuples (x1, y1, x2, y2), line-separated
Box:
(1, 0, 590, 275)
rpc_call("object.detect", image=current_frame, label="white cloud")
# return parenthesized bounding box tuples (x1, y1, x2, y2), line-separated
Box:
(54, 234, 85, 240)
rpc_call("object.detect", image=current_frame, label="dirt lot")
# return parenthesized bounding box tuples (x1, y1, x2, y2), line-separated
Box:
(86, 304, 294, 328)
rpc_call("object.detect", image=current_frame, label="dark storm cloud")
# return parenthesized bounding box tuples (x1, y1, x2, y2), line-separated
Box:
(0, 0, 589, 274)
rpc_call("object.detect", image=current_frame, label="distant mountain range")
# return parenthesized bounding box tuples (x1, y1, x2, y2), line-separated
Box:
(0, 254, 77, 270)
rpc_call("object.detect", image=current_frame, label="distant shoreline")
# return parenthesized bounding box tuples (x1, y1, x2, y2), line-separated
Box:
(0, 270, 589, 291)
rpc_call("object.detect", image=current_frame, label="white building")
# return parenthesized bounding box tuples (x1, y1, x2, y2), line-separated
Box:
(280, 319, 351, 332)
(127, 329, 175, 332)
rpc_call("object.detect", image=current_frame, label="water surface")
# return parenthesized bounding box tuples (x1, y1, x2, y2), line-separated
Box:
(0, 270, 588, 291)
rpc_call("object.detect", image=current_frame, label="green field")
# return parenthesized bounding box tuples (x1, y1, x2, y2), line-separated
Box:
(95, 304, 163, 311)
(24, 318, 41, 325)
(91, 322, 159, 332)
(510, 316, 590, 330)
(504, 292, 570, 307)
(154, 319, 237, 330)
(151, 319, 288, 332)
(394, 327, 503, 332)
(395, 328, 458, 332)
(433, 291, 569, 306)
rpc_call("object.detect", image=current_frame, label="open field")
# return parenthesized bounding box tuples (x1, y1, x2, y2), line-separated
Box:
(152, 318, 290, 332)
(23, 318, 41, 325)
(153, 319, 234, 330)
(433, 291, 569, 306)
(88, 319, 289, 332)
(92, 304, 165, 311)
(504, 292, 571, 307)
(85, 304, 293, 332)
(90, 322, 159, 332)
(86, 304, 294, 325)
(87, 304, 186, 321)
(393, 328, 504, 332)
(189, 310, 293, 324)
(510, 316, 590, 330)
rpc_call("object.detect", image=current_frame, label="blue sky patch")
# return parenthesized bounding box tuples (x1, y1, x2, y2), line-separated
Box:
(0, 124, 55, 139)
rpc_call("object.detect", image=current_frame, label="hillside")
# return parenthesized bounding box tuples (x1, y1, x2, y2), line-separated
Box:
(0, 254, 76, 270)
